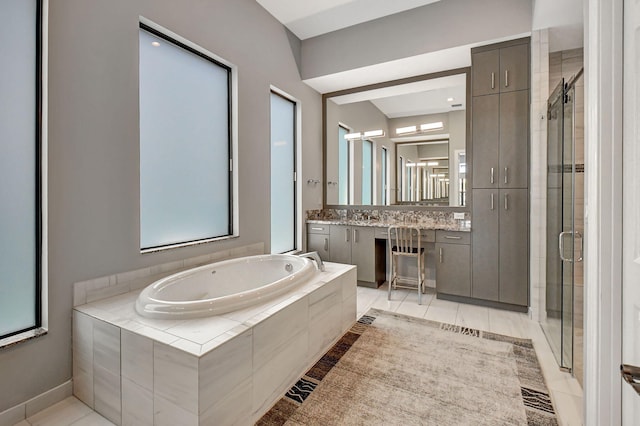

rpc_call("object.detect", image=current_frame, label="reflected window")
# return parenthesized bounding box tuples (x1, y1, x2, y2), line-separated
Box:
(338, 125, 350, 204)
(381, 147, 388, 205)
(362, 140, 373, 205)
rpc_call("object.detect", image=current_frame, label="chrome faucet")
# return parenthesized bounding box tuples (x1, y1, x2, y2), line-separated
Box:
(299, 251, 325, 272)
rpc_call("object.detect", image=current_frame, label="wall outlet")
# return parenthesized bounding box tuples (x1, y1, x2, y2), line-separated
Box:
(453, 212, 465, 220)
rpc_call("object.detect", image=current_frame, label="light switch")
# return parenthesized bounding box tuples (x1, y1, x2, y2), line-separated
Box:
(453, 212, 465, 220)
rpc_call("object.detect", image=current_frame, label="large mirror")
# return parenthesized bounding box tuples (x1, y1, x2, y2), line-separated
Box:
(323, 68, 470, 208)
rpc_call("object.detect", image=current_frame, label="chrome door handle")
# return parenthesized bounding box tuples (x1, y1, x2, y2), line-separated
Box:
(324, 238, 328, 252)
(505, 69, 509, 87)
(490, 193, 495, 210)
(444, 236, 462, 240)
(354, 229, 359, 243)
(504, 167, 508, 184)
(345, 228, 350, 242)
(558, 231, 573, 262)
(311, 227, 324, 231)
(504, 194, 509, 210)
(439, 247, 443, 263)
(490, 167, 495, 184)
(491, 72, 495, 89)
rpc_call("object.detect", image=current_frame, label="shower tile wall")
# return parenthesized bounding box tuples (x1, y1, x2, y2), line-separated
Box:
(549, 48, 584, 387)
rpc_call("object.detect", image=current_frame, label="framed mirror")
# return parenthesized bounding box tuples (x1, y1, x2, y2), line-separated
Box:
(322, 68, 470, 209)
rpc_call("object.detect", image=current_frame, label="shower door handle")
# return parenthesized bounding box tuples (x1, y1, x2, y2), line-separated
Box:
(558, 231, 574, 262)
(575, 231, 583, 262)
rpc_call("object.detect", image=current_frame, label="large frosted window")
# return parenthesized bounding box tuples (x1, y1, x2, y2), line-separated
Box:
(338, 126, 349, 204)
(362, 140, 373, 205)
(0, 0, 41, 339)
(139, 25, 232, 249)
(270, 92, 296, 254)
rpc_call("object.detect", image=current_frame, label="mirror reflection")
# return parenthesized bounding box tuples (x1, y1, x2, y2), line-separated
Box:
(325, 71, 467, 207)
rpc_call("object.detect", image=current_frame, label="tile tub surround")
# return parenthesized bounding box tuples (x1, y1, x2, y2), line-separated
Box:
(73, 242, 265, 307)
(306, 209, 471, 231)
(72, 262, 357, 425)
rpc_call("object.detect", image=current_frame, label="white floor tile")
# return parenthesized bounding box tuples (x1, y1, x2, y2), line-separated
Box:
(26, 397, 92, 426)
(69, 412, 115, 425)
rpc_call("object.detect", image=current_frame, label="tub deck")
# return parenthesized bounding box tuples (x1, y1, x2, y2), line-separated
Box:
(73, 262, 357, 425)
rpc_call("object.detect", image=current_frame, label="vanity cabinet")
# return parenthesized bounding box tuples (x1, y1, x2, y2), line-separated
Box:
(472, 189, 529, 306)
(435, 231, 471, 298)
(329, 225, 376, 284)
(307, 224, 330, 261)
(472, 42, 529, 96)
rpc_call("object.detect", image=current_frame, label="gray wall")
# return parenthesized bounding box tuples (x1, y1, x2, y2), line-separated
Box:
(301, 0, 533, 80)
(0, 0, 321, 411)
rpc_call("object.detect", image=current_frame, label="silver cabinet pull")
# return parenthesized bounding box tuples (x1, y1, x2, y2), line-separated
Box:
(490, 167, 495, 184)
(491, 72, 495, 89)
(345, 228, 350, 242)
(504, 194, 509, 210)
(439, 247, 443, 263)
(354, 229, 359, 243)
(504, 167, 508, 184)
(311, 227, 324, 231)
(490, 193, 495, 210)
(324, 238, 328, 252)
(505, 69, 509, 87)
(444, 236, 462, 240)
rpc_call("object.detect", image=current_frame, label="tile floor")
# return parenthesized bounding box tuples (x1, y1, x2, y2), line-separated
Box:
(15, 284, 584, 426)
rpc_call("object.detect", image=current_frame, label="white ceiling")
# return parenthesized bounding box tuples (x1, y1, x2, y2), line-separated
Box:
(256, 0, 441, 40)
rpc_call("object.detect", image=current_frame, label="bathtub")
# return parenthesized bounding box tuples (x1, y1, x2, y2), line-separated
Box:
(135, 254, 317, 319)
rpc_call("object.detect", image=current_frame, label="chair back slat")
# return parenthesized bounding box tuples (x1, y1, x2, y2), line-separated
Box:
(388, 225, 421, 254)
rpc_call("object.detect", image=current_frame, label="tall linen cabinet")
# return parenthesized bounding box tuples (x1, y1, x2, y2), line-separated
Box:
(471, 38, 530, 309)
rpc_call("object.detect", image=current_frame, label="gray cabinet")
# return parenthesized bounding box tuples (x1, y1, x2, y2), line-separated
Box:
(499, 90, 529, 189)
(472, 42, 529, 96)
(472, 95, 499, 188)
(307, 224, 330, 261)
(435, 231, 471, 297)
(328, 225, 375, 284)
(471, 189, 528, 306)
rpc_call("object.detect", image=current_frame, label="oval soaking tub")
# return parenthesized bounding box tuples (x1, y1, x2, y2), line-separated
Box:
(136, 254, 317, 319)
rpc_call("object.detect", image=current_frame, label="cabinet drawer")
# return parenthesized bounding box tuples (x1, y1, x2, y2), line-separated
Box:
(374, 227, 389, 239)
(307, 224, 330, 235)
(421, 230, 436, 243)
(436, 231, 470, 245)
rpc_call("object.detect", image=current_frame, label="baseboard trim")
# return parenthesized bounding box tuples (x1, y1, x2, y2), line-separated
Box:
(0, 380, 72, 426)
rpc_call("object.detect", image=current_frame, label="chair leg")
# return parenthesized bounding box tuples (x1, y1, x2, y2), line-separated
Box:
(388, 254, 394, 301)
(417, 255, 422, 305)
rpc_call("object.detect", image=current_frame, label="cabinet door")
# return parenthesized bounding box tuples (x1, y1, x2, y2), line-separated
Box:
(435, 243, 471, 297)
(472, 49, 500, 96)
(499, 189, 529, 306)
(499, 44, 529, 92)
(329, 225, 351, 264)
(471, 189, 500, 301)
(351, 226, 375, 283)
(307, 233, 330, 261)
(472, 94, 500, 188)
(499, 90, 529, 188)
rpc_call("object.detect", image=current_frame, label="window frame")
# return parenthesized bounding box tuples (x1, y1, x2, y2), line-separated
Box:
(269, 89, 298, 254)
(138, 20, 237, 252)
(0, 0, 44, 342)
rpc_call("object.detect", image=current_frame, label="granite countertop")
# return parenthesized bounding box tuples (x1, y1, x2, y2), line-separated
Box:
(307, 219, 471, 232)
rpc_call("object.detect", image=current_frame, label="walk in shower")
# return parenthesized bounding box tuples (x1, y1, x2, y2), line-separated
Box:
(542, 67, 584, 385)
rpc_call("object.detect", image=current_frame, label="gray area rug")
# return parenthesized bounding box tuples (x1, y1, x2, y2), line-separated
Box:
(258, 309, 557, 425)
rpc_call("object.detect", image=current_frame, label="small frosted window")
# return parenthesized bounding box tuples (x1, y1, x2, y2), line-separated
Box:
(270, 92, 296, 254)
(139, 26, 232, 249)
(362, 140, 373, 205)
(0, 0, 39, 339)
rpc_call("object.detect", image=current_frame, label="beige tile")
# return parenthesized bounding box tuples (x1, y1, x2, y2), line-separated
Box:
(26, 397, 92, 426)
(153, 343, 199, 415)
(70, 412, 115, 425)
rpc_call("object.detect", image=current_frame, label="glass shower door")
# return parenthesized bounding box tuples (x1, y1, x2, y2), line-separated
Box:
(543, 79, 575, 371)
